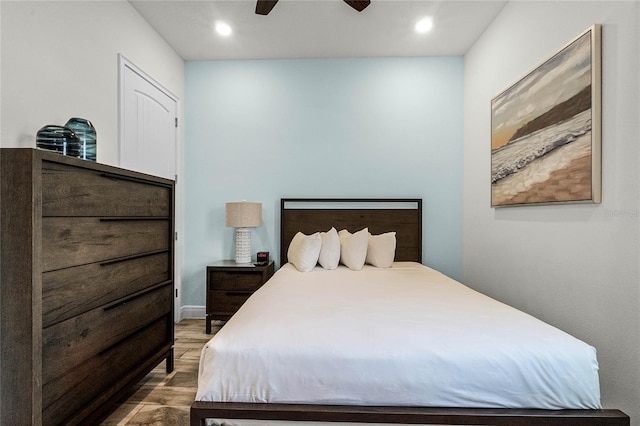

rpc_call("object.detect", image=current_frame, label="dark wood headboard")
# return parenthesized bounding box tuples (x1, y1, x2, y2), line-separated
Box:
(280, 198, 422, 265)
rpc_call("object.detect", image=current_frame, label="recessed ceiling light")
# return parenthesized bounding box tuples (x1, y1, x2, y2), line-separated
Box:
(215, 20, 232, 37)
(415, 17, 433, 34)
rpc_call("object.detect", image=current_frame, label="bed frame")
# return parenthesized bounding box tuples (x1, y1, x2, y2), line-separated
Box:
(190, 198, 629, 426)
(279, 198, 423, 264)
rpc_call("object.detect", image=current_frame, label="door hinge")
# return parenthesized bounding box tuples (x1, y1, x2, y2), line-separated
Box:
(175, 289, 178, 298)
(175, 231, 178, 241)
(175, 117, 178, 128)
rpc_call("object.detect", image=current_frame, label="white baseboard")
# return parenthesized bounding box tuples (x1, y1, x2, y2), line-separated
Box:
(179, 305, 206, 321)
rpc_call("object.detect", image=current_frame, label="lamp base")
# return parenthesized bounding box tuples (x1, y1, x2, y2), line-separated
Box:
(235, 228, 252, 264)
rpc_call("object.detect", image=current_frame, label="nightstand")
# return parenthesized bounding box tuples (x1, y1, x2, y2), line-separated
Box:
(205, 260, 275, 333)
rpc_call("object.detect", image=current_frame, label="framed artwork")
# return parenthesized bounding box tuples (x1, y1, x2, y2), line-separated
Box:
(491, 24, 601, 207)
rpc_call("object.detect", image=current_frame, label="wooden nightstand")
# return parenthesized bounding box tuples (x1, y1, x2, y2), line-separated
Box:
(206, 260, 275, 333)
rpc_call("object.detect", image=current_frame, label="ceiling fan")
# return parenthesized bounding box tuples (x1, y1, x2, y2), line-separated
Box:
(255, 0, 371, 15)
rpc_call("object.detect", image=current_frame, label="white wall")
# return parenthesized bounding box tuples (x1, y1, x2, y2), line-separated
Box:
(0, 0, 186, 319)
(0, 0, 184, 168)
(464, 0, 639, 421)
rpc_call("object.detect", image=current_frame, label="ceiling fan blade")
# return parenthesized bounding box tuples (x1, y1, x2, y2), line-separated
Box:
(256, 0, 278, 15)
(344, 0, 371, 12)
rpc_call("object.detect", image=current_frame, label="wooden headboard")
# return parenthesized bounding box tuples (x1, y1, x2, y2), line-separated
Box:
(280, 198, 422, 265)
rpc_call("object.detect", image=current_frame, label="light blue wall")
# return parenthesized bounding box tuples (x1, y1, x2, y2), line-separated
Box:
(184, 57, 463, 306)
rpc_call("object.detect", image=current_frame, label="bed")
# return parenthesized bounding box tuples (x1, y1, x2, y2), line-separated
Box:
(190, 198, 629, 425)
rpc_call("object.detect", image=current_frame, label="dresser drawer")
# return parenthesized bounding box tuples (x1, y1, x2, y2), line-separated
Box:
(208, 290, 253, 316)
(43, 252, 171, 327)
(42, 161, 171, 217)
(42, 217, 170, 271)
(209, 270, 266, 291)
(43, 316, 172, 425)
(42, 283, 172, 384)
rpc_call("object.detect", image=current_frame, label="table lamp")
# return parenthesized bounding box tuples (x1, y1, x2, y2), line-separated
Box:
(225, 201, 262, 264)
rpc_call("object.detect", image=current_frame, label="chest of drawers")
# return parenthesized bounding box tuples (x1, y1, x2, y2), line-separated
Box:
(0, 148, 175, 425)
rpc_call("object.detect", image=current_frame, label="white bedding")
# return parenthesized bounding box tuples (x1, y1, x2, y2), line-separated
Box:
(196, 262, 601, 410)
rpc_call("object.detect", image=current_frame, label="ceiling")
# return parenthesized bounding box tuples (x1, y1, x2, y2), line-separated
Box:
(129, 0, 508, 61)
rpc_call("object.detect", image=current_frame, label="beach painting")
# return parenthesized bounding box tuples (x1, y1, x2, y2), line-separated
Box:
(491, 25, 601, 207)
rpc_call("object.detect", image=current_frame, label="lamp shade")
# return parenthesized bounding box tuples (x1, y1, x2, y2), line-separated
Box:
(225, 201, 262, 228)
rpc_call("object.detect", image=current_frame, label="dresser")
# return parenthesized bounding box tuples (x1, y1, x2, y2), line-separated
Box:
(0, 148, 175, 425)
(206, 260, 275, 333)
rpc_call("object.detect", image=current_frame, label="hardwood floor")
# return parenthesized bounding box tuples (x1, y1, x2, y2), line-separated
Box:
(99, 318, 219, 426)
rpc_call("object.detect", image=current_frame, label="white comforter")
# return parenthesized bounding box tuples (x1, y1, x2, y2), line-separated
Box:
(196, 262, 601, 409)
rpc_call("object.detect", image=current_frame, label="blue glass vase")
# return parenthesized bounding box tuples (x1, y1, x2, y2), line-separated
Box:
(65, 117, 97, 161)
(36, 125, 82, 157)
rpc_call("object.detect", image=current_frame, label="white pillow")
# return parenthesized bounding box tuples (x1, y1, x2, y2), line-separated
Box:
(338, 228, 368, 271)
(288, 232, 322, 272)
(318, 227, 340, 270)
(366, 231, 396, 268)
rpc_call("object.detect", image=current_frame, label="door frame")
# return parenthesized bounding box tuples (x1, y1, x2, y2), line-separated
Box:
(118, 54, 183, 323)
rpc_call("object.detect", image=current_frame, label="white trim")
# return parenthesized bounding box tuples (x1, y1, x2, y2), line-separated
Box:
(180, 305, 207, 321)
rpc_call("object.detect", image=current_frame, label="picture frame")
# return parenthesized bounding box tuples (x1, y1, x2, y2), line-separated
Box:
(490, 24, 602, 207)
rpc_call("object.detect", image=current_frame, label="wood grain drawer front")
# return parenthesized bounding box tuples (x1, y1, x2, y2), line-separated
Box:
(210, 290, 253, 315)
(42, 284, 172, 385)
(43, 317, 171, 425)
(42, 161, 171, 217)
(43, 252, 170, 327)
(42, 217, 170, 271)
(209, 270, 265, 291)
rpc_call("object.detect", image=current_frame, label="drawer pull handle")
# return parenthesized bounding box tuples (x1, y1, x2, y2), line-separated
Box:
(99, 249, 168, 266)
(98, 318, 170, 356)
(99, 217, 170, 222)
(100, 172, 173, 189)
(103, 280, 172, 311)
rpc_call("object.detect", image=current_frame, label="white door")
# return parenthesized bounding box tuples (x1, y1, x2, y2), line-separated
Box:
(120, 58, 177, 180)
(119, 55, 182, 322)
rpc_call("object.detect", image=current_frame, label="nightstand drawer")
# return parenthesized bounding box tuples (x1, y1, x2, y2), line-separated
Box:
(209, 290, 253, 315)
(209, 270, 266, 291)
(206, 261, 274, 331)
